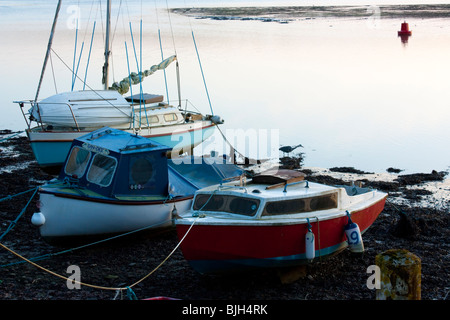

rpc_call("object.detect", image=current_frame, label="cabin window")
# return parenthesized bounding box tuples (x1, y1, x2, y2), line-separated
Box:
(262, 193, 338, 216)
(87, 154, 117, 187)
(193, 194, 260, 216)
(64, 146, 91, 178)
(129, 157, 153, 188)
(163, 113, 178, 122)
(149, 115, 159, 124)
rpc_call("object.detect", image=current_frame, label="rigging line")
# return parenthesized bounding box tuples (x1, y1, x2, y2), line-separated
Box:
(165, 0, 178, 56)
(125, 42, 135, 129)
(183, 0, 214, 115)
(80, 0, 96, 42)
(35, 0, 61, 102)
(191, 31, 214, 116)
(98, 0, 105, 47)
(110, 0, 123, 46)
(50, 48, 131, 119)
(83, 21, 96, 90)
(72, 41, 85, 90)
(139, 19, 147, 128)
(156, 0, 169, 103)
(49, 51, 58, 94)
(71, 19, 79, 91)
(109, 0, 124, 84)
(216, 124, 247, 161)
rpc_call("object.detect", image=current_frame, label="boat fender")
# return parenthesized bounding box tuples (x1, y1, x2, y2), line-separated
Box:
(31, 212, 46, 227)
(344, 212, 364, 253)
(305, 219, 315, 260)
(210, 115, 224, 124)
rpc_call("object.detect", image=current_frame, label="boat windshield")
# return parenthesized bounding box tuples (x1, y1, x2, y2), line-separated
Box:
(86, 153, 117, 187)
(262, 193, 338, 216)
(64, 146, 91, 178)
(193, 194, 260, 216)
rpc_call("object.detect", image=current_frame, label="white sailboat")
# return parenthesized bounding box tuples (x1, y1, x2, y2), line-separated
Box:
(14, 0, 223, 173)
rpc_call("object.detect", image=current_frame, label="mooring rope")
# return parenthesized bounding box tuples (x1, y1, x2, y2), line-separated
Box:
(0, 187, 39, 241)
(0, 216, 199, 299)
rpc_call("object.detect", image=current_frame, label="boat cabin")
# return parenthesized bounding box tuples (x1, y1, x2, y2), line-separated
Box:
(59, 127, 171, 199)
(190, 169, 376, 219)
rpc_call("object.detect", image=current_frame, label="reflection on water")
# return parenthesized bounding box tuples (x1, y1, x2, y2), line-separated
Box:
(0, 2, 449, 174)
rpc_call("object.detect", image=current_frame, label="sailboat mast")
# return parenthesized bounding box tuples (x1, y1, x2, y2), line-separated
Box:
(102, 0, 111, 90)
(35, 0, 62, 102)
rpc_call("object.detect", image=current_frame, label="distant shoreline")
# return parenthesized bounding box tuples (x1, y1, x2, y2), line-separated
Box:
(172, 4, 450, 21)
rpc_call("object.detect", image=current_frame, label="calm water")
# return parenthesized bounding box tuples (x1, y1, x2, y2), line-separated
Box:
(1, 1, 449, 174)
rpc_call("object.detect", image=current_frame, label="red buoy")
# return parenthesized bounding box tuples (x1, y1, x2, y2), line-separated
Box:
(398, 21, 412, 36)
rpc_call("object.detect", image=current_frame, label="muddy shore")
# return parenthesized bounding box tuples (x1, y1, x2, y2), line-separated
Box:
(172, 4, 450, 23)
(0, 134, 448, 301)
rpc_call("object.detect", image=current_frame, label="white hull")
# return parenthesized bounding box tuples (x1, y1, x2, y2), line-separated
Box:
(36, 192, 192, 239)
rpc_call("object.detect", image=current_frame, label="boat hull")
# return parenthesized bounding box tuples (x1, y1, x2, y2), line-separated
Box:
(26, 122, 216, 170)
(176, 197, 386, 274)
(35, 191, 192, 241)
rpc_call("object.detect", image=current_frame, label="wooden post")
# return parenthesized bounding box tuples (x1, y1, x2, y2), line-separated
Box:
(376, 249, 421, 300)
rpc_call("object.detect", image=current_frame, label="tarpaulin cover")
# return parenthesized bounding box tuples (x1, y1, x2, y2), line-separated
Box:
(167, 156, 244, 197)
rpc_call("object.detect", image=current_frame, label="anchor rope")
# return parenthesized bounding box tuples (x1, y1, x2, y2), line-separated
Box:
(0, 187, 39, 241)
(0, 215, 199, 299)
(0, 216, 169, 268)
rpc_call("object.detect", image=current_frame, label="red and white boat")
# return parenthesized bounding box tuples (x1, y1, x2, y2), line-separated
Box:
(176, 170, 387, 274)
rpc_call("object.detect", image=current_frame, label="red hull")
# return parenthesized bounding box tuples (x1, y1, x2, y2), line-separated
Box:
(177, 198, 386, 263)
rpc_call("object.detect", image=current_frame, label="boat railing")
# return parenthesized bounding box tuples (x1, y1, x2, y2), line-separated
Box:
(14, 100, 33, 130)
(14, 100, 81, 131)
(217, 185, 248, 193)
(283, 180, 309, 193)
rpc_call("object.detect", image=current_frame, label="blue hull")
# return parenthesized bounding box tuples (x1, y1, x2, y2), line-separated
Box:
(29, 125, 216, 169)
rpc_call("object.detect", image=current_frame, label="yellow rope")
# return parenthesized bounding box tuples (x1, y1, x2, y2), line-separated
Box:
(0, 216, 199, 293)
(0, 242, 119, 291)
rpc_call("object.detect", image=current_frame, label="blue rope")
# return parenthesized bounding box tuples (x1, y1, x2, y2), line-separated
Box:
(191, 31, 214, 115)
(125, 42, 134, 126)
(139, 19, 150, 128)
(158, 29, 170, 103)
(0, 217, 173, 268)
(0, 187, 39, 241)
(71, 19, 79, 91)
(126, 287, 138, 300)
(83, 21, 96, 90)
(129, 22, 142, 126)
(0, 187, 37, 203)
(72, 41, 85, 90)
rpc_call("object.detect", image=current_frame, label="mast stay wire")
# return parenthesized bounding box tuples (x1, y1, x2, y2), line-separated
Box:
(183, 0, 214, 116)
(155, 0, 170, 103)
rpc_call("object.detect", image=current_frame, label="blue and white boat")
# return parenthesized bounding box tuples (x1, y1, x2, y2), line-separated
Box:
(17, 91, 220, 173)
(31, 127, 242, 242)
(14, 0, 223, 173)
